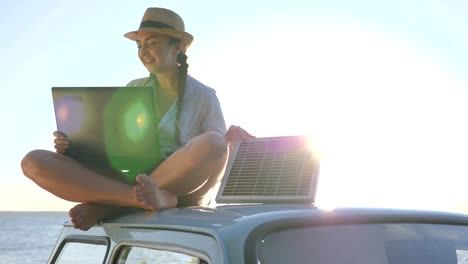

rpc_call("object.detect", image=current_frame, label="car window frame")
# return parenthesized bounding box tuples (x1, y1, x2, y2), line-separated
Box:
(111, 240, 210, 264)
(50, 235, 111, 264)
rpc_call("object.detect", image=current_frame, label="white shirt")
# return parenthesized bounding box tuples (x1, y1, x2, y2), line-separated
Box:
(127, 75, 227, 158)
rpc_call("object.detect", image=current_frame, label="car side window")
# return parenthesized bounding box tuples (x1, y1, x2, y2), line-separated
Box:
(53, 240, 109, 263)
(116, 245, 207, 264)
(457, 249, 468, 263)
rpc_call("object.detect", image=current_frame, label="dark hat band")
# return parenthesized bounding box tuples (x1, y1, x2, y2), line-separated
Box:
(139, 20, 175, 30)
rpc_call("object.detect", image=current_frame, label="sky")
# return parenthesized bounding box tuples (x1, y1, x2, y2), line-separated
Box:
(1, 0, 467, 211)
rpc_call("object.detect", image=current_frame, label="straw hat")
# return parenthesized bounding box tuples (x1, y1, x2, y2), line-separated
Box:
(124, 7, 194, 47)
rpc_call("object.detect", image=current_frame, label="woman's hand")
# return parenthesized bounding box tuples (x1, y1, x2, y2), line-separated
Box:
(53, 131, 71, 154)
(224, 125, 255, 149)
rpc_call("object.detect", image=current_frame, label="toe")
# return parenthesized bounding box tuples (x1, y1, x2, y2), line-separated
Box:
(136, 174, 157, 187)
(135, 174, 147, 185)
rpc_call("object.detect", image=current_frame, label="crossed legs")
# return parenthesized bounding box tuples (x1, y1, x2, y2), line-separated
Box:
(21, 131, 228, 230)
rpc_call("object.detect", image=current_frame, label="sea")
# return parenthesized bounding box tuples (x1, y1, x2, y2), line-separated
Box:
(0, 211, 69, 264)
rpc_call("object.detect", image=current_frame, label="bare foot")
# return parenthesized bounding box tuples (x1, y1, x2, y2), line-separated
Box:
(133, 174, 177, 211)
(68, 203, 127, 231)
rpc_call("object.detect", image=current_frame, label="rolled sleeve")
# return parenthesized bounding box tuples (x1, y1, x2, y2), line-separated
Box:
(201, 90, 227, 135)
(179, 76, 227, 145)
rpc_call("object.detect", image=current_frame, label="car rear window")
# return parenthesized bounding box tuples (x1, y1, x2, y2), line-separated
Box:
(256, 223, 468, 264)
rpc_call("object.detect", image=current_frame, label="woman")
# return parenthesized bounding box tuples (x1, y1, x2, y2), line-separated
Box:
(21, 7, 253, 231)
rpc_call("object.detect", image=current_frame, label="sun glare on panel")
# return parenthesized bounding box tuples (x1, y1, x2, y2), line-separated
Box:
(304, 135, 322, 160)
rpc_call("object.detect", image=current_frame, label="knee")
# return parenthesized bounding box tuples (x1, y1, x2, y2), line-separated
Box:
(187, 131, 227, 160)
(200, 131, 228, 157)
(21, 150, 52, 179)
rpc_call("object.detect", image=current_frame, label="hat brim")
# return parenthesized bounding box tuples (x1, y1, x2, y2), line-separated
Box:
(124, 28, 193, 47)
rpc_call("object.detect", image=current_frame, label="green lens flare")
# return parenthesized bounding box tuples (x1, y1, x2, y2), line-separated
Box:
(103, 87, 161, 184)
(124, 102, 150, 143)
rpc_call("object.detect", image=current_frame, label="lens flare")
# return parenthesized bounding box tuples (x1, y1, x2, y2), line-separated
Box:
(57, 106, 69, 121)
(54, 96, 84, 136)
(305, 134, 322, 160)
(136, 114, 145, 128)
(103, 87, 162, 184)
(123, 102, 150, 142)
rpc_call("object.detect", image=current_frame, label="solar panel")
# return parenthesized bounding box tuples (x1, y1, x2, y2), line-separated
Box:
(216, 135, 320, 204)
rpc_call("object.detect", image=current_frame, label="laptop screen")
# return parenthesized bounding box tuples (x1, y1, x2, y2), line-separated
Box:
(52, 86, 161, 184)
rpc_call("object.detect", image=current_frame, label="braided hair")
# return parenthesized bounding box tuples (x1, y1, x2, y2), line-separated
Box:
(171, 38, 189, 144)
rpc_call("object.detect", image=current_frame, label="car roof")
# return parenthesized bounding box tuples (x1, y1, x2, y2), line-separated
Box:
(87, 205, 468, 235)
(59, 204, 468, 264)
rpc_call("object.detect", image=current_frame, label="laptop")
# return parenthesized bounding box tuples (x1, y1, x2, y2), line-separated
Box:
(52, 86, 161, 183)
